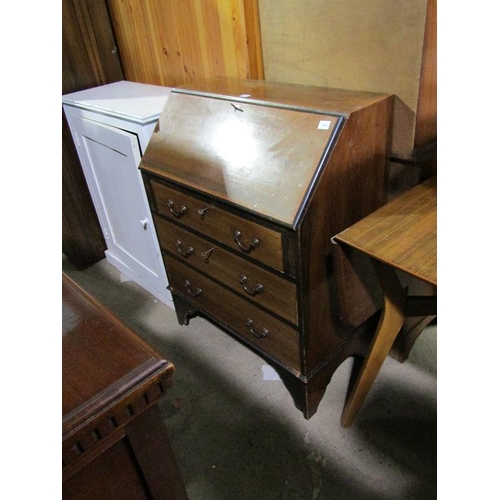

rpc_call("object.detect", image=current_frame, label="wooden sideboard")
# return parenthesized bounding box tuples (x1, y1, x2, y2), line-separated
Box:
(140, 77, 393, 418)
(62, 274, 187, 499)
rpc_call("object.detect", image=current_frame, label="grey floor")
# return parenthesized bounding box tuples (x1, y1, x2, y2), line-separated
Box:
(63, 254, 437, 500)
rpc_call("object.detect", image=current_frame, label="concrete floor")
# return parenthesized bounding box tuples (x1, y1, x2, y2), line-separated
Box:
(62, 255, 437, 500)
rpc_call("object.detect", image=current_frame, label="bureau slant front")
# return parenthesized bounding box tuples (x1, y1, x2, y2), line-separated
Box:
(140, 77, 393, 418)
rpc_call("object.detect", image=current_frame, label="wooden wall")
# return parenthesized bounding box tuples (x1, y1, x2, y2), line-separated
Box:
(104, 0, 435, 161)
(62, 0, 124, 269)
(63, 0, 436, 248)
(414, 0, 437, 151)
(258, 0, 436, 161)
(107, 0, 264, 87)
(63, 0, 124, 94)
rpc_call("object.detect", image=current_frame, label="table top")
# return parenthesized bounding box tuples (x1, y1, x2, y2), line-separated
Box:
(62, 273, 174, 437)
(334, 176, 437, 286)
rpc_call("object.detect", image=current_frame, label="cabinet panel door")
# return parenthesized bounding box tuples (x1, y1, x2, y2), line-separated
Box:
(72, 117, 165, 292)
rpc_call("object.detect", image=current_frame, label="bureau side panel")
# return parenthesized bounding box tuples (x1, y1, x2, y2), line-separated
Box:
(298, 97, 393, 375)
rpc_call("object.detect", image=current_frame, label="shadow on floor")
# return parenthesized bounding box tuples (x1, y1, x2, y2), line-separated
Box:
(63, 255, 437, 500)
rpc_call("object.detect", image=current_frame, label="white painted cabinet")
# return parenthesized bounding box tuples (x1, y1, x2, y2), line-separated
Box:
(63, 81, 173, 307)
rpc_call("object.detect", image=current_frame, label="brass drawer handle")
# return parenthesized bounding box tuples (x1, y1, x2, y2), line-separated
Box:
(184, 280, 202, 298)
(239, 275, 264, 296)
(246, 319, 269, 339)
(175, 239, 193, 258)
(167, 199, 187, 218)
(233, 231, 259, 253)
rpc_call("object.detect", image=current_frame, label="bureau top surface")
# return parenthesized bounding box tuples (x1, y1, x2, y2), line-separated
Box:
(179, 77, 391, 115)
(62, 273, 172, 435)
(62, 81, 172, 123)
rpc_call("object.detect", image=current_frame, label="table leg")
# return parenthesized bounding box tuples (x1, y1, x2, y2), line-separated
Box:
(341, 260, 406, 427)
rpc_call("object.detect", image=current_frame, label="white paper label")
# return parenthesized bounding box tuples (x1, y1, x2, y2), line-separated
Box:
(318, 120, 331, 130)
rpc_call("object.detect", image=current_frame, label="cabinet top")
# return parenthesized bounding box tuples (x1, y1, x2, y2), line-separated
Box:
(62, 81, 172, 124)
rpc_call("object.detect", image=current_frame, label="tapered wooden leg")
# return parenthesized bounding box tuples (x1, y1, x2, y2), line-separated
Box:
(274, 359, 342, 420)
(390, 315, 436, 363)
(171, 293, 196, 325)
(341, 261, 406, 427)
(273, 320, 374, 419)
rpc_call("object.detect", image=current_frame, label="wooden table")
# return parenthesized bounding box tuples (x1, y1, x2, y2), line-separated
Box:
(333, 176, 437, 427)
(62, 273, 188, 499)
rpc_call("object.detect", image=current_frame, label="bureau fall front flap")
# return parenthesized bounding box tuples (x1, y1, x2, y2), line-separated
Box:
(140, 90, 343, 228)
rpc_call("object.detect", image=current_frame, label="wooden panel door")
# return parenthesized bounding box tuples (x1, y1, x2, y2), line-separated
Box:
(62, 0, 124, 268)
(70, 117, 166, 298)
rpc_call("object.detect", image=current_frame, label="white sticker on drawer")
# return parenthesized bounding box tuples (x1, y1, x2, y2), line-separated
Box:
(318, 120, 331, 130)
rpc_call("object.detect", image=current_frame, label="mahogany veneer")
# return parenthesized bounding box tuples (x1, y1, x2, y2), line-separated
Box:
(140, 77, 394, 418)
(62, 274, 187, 499)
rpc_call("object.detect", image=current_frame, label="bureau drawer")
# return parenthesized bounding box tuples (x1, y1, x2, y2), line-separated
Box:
(150, 180, 284, 272)
(164, 254, 301, 372)
(154, 215, 298, 325)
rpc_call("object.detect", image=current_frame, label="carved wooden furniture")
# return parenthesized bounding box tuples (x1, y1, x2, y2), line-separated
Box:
(63, 81, 173, 306)
(140, 77, 393, 419)
(62, 274, 188, 499)
(333, 176, 437, 426)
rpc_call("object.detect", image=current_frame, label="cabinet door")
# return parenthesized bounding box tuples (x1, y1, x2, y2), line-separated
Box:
(71, 116, 166, 295)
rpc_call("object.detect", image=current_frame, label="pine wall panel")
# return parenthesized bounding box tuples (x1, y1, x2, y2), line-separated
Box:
(106, 0, 264, 88)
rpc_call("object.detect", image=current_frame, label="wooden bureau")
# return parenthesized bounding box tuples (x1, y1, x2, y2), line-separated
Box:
(140, 77, 394, 418)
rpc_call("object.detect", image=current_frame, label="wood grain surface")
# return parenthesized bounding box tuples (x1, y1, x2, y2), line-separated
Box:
(335, 176, 437, 285)
(107, 0, 263, 87)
